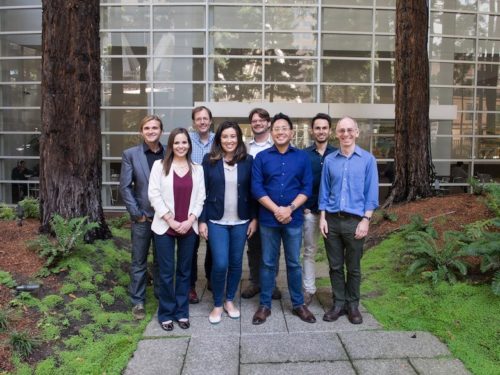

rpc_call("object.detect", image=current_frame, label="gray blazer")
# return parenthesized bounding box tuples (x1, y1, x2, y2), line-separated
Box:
(120, 144, 165, 220)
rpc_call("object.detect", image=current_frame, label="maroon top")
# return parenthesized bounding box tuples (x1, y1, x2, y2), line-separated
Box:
(167, 171, 194, 237)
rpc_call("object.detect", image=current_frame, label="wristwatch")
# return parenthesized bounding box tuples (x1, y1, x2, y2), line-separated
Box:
(362, 215, 371, 222)
(289, 203, 296, 212)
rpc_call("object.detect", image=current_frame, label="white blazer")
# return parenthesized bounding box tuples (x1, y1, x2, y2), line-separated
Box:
(148, 160, 206, 235)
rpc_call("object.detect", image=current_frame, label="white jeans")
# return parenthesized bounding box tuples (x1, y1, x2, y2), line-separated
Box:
(302, 211, 319, 294)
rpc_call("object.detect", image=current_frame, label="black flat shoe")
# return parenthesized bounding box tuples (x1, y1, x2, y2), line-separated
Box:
(178, 320, 190, 329)
(160, 321, 174, 331)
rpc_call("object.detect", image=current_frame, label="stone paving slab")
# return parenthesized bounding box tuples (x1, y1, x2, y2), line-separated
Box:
(144, 316, 240, 337)
(285, 311, 381, 333)
(240, 361, 356, 375)
(339, 331, 451, 359)
(182, 336, 240, 375)
(124, 337, 189, 375)
(409, 358, 471, 374)
(240, 302, 288, 336)
(281, 295, 326, 315)
(352, 359, 417, 375)
(240, 332, 348, 363)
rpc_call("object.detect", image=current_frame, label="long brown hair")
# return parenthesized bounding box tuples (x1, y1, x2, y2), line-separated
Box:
(163, 128, 193, 176)
(209, 121, 247, 165)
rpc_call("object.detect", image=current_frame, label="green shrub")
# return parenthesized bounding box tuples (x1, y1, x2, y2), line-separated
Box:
(99, 292, 115, 306)
(41, 294, 64, 309)
(80, 280, 97, 293)
(0, 270, 16, 288)
(403, 231, 468, 284)
(0, 203, 16, 220)
(0, 310, 8, 332)
(112, 286, 127, 300)
(107, 213, 130, 229)
(35, 358, 57, 375)
(60, 283, 77, 295)
(94, 273, 105, 284)
(19, 196, 40, 219)
(400, 214, 438, 239)
(10, 331, 36, 358)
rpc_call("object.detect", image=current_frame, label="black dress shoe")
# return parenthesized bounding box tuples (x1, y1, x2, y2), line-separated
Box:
(252, 305, 271, 325)
(189, 288, 199, 304)
(241, 284, 260, 299)
(160, 321, 174, 331)
(271, 287, 282, 300)
(347, 306, 363, 324)
(178, 319, 190, 329)
(292, 305, 316, 323)
(323, 306, 346, 322)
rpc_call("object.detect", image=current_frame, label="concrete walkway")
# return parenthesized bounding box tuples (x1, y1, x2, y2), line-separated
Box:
(125, 249, 471, 375)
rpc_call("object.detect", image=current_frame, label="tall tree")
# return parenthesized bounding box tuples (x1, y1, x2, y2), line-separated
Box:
(40, 0, 111, 239)
(384, 0, 434, 206)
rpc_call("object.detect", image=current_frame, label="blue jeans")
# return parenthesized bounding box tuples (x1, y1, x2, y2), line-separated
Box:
(259, 225, 304, 309)
(154, 232, 196, 322)
(129, 221, 159, 305)
(208, 221, 249, 307)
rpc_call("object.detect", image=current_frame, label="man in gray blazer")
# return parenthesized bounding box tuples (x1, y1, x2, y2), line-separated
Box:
(120, 115, 165, 320)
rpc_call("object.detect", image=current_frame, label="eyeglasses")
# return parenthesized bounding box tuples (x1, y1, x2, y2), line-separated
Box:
(272, 126, 292, 132)
(336, 128, 357, 134)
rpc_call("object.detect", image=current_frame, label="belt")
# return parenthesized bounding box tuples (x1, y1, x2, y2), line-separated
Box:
(327, 211, 362, 220)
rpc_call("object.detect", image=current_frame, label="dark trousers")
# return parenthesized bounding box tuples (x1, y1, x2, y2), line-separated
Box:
(323, 213, 365, 308)
(155, 232, 196, 322)
(190, 235, 212, 287)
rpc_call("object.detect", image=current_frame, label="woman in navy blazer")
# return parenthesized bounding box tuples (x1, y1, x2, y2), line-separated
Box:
(199, 121, 257, 324)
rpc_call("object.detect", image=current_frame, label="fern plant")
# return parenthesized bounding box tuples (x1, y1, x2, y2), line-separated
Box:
(29, 215, 99, 270)
(400, 214, 438, 239)
(19, 196, 40, 219)
(404, 230, 468, 284)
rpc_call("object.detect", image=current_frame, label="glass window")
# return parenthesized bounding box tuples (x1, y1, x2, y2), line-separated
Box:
(322, 59, 371, 83)
(452, 114, 474, 135)
(101, 6, 150, 29)
(211, 57, 262, 81)
(431, 0, 477, 11)
(265, 33, 317, 56)
(208, 0, 257, 3)
(211, 6, 262, 30)
(474, 162, 499, 183)
(0, 0, 40, 4)
(430, 62, 475, 85)
(152, 57, 204, 81)
(477, 63, 500, 86)
(476, 113, 500, 135)
(478, 15, 500, 38)
(376, 0, 396, 6)
(322, 34, 371, 58)
(211, 32, 261, 56)
(101, 83, 151, 107)
(265, 58, 316, 82)
(430, 37, 475, 60)
(210, 84, 263, 102)
(0, 59, 41, 82)
(102, 134, 144, 158)
(266, 0, 317, 4)
(375, 60, 394, 84)
(375, 10, 395, 33)
(430, 12, 476, 37)
(154, 83, 205, 106)
(323, 0, 373, 5)
(153, 6, 205, 29)
(478, 0, 500, 13)
(430, 87, 474, 108)
(323, 9, 372, 32)
(265, 7, 317, 31)
(154, 108, 193, 132)
(264, 84, 316, 103)
(154, 32, 205, 55)
(101, 32, 149, 56)
(100, 108, 148, 132)
(431, 136, 472, 159)
(478, 40, 500, 62)
(374, 86, 394, 103)
(101, 57, 149, 81)
(372, 120, 395, 135)
(0, 109, 40, 132)
(372, 136, 394, 158)
(322, 85, 371, 103)
(375, 35, 395, 58)
(0, 34, 41, 57)
(0, 9, 41, 32)
(476, 88, 500, 112)
(475, 137, 499, 159)
(0, 84, 40, 107)
(1, 133, 40, 156)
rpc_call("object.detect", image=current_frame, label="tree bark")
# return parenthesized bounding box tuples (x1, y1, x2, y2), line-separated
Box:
(384, 0, 434, 207)
(40, 0, 111, 240)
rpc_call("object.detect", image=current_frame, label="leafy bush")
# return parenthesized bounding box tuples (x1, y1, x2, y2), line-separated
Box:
(10, 331, 36, 358)
(0, 310, 8, 332)
(29, 214, 99, 270)
(0, 204, 16, 220)
(403, 231, 468, 284)
(42, 295, 64, 309)
(0, 270, 16, 288)
(19, 196, 40, 219)
(60, 283, 77, 295)
(107, 213, 130, 229)
(400, 214, 438, 239)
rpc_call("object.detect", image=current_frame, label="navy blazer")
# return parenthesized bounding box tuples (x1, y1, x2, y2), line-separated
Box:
(201, 154, 256, 222)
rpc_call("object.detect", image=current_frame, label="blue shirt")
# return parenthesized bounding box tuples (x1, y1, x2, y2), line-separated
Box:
(189, 131, 215, 164)
(252, 145, 313, 227)
(303, 143, 337, 213)
(319, 145, 379, 217)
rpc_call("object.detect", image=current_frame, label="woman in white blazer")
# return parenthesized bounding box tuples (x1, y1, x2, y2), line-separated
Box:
(148, 127, 205, 331)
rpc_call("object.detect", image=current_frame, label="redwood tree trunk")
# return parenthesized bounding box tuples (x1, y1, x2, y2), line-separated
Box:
(40, 0, 110, 240)
(384, 0, 434, 206)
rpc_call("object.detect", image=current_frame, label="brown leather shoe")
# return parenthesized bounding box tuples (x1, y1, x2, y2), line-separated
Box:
(292, 305, 316, 323)
(323, 306, 346, 322)
(347, 306, 363, 324)
(189, 288, 199, 304)
(252, 305, 271, 325)
(241, 284, 260, 299)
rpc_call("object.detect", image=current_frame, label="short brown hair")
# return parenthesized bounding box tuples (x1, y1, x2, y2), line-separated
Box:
(192, 106, 213, 121)
(139, 115, 163, 131)
(248, 108, 270, 122)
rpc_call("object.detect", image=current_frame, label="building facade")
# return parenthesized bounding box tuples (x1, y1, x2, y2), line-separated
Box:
(1, 0, 498, 208)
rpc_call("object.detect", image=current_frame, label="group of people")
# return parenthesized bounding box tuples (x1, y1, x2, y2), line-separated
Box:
(120, 106, 379, 332)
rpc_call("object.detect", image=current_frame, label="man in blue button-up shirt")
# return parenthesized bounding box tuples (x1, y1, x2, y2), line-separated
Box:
(251, 113, 316, 325)
(319, 116, 378, 325)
